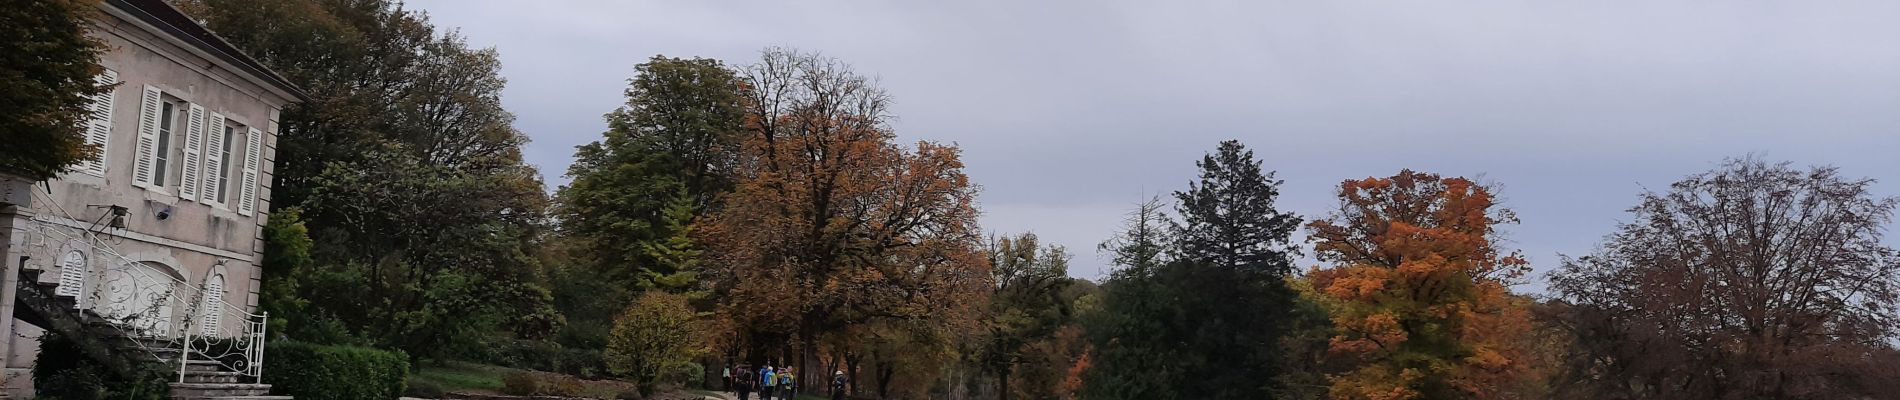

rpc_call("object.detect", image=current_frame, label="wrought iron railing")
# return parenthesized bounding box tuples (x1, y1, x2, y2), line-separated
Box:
(18, 210, 268, 382)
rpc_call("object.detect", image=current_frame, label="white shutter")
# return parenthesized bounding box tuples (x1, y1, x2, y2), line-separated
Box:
(131, 85, 163, 187)
(178, 104, 206, 201)
(198, 274, 225, 337)
(237, 127, 262, 216)
(78, 70, 117, 177)
(201, 114, 226, 208)
(56, 251, 87, 301)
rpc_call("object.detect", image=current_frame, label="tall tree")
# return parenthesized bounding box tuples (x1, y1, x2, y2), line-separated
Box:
(978, 233, 1074, 400)
(1082, 196, 1176, 400)
(1547, 157, 1900, 399)
(696, 48, 988, 395)
(186, 0, 555, 359)
(1305, 170, 1536, 400)
(556, 55, 744, 281)
(552, 55, 745, 346)
(1085, 140, 1303, 400)
(0, 0, 110, 180)
(1163, 140, 1303, 400)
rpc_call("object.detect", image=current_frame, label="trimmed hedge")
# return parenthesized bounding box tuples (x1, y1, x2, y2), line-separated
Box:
(265, 341, 409, 400)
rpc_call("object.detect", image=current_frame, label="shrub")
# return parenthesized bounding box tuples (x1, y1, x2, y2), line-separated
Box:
(478, 339, 608, 379)
(501, 371, 584, 396)
(606, 293, 703, 388)
(265, 341, 409, 400)
(32, 330, 168, 400)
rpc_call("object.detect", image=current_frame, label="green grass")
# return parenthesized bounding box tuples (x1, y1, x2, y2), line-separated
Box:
(409, 361, 515, 392)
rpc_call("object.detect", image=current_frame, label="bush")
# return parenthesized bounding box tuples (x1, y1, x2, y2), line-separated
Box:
(477, 339, 608, 379)
(266, 341, 409, 400)
(32, 331, 168, 400)
(501, 371, 584, 396)
(606, 293, 703, 388)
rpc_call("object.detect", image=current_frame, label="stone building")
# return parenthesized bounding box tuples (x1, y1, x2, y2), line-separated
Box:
(0, 0, 304, 397)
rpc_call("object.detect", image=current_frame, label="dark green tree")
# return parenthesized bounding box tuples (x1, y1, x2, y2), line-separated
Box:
(0, 0, 110, 180)
(1084, 140, 1302, 400)
(1082, 196, 1178, 400)
(1166, 140, 1301, 399)
(185, 0, 556, 359)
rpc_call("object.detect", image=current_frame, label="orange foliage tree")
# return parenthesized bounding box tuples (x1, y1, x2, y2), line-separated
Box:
(1305, 170, 1537, 400)
(694, 48, 988, 395)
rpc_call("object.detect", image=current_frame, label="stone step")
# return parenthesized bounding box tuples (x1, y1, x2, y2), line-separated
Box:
(169, 359, 229, 373)
(182, 370, 247, 384)
(169, 383, 272, 398)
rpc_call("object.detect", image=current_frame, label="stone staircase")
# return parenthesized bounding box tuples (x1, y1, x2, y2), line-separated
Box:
(16, 267, 289, 400)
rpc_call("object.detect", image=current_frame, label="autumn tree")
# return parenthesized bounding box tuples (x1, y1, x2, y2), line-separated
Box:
(695, 48, 988, 395)
(0, 0, 110, 180)
(1305, 170, 1536, 400)
(1546, 157, 1900, 399)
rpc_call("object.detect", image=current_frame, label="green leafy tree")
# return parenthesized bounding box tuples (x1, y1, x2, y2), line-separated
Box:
(551, 55, 744, 347)
(0, 0, 110, 180)
(979, 233, 1074, 400)
(185, 0, 556, 359)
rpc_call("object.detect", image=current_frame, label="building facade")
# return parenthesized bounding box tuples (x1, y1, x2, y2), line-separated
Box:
(0, 0, 303, 395)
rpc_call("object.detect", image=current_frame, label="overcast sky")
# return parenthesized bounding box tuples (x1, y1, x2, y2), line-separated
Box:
(405, 0, 1900, 291)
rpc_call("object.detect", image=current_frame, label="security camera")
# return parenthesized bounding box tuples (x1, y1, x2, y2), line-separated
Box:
(156, 206, 172, 221)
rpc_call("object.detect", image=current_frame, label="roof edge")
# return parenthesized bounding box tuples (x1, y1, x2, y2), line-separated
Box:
(103, 0, 310, 103)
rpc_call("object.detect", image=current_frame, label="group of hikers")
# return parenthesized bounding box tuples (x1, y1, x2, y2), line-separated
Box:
(726, 363, 848, 400)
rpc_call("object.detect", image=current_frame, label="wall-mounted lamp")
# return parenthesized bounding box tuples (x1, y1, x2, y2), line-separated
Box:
(106, 205, 128, 229)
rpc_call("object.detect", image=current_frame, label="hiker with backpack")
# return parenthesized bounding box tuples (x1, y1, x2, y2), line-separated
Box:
(735, 364, 754, 400)
(830, 370, 848, 400)
(761, 366, 777, 400)
(778, 366, 796, 398)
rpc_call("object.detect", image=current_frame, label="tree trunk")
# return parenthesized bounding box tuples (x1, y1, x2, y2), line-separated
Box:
(846, 351, 862, 398)
(877, 363, 895, 398)
(999, 370, 1011, 400)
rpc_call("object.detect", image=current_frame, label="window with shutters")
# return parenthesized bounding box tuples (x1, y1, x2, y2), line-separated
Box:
(56, 250, 87, 301)
(215, 123, 242, 204)
(198, 273, 225, 337)
(154, 101, 177, 186)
